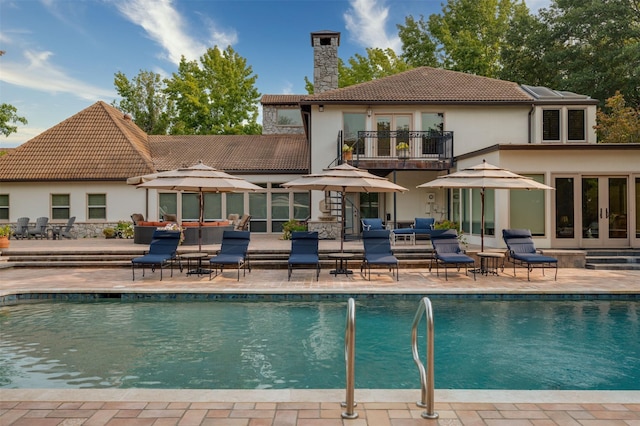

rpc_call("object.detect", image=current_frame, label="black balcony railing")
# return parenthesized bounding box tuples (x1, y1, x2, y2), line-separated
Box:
(351, 130, 453, 160)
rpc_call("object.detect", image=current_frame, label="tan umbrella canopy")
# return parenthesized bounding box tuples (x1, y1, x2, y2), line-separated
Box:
(128, 161, 262, 251)
(282, 163, 408, 252)
(418, 160, 554, 251)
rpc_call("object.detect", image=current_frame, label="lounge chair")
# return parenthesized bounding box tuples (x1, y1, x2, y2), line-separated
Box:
(51, 216, 76, 239)
(360, 229, 399, 281)
(287, 231, 320, 281)
(10, 217, 30, 239)
(131, 229, 182, 281)
(27, 217, 49, 239)
(234, 214, 251, 231)
(430, 229, 475, 280)
(502, 229, 558, 281)
(209, 230, 251, 280)
(361, 218, 384, 231)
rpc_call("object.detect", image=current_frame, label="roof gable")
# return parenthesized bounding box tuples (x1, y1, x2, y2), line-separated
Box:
(302, 66, 535, 104)
(0, 101, 155, 181)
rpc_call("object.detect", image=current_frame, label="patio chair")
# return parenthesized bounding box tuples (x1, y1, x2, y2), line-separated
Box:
(360, 229, 399, 281)
(209, 230, 251, 281)
(131, 229, 182, 281)
(502, 229, 558, 281)
(10, 217, 30, 239)
(430, 229, 475, 281)
(234, 214, 251, 231)
(51, 216, 76, 239)
(361, 218, 384, 231)
(131, 213, 145, 225)
(27, 217, 49, 239)
(287, 231, 320, 281)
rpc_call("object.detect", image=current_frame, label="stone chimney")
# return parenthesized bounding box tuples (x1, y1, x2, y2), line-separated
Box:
(311, 31, 340, 94)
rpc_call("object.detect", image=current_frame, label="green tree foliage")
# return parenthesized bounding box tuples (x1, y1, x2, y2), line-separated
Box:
(305, 47, 411, 93)
(594, 91, 640, 143)
(165, 46, 261, 135)
(501, 0, 640, 107)
(398, 0, 523, 77)
(0, 103, 28, 137)
(112, 70, 173, 135)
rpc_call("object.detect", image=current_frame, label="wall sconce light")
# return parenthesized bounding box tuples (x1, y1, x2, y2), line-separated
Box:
(367, 107, 372, 117)
(319, 105, 324, 112)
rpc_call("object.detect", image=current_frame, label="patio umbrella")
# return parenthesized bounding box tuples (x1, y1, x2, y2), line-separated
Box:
(417, 160, 554, 251)
(282, 163, 408, 253)
(128, 161, 262, 251)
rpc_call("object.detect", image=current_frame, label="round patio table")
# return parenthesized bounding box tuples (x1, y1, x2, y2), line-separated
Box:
(328, 252, 355, 276)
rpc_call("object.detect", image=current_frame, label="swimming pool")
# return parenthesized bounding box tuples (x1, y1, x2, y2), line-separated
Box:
(1, 295, 638, 390)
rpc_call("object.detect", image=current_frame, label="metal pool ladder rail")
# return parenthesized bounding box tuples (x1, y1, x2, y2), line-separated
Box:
(411, 297, 439, 419)
(341, 297, 358, 419)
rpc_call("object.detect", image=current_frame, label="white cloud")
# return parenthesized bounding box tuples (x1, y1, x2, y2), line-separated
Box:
(0, 49, 115, 101)
(114, 0, 237, 64)
(343, 0, 401, 52)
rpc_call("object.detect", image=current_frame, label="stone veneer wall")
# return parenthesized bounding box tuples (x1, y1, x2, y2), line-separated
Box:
(307, 220, 340, 240)
(313, 36, 339, 93)
(262, 105, 305, 135)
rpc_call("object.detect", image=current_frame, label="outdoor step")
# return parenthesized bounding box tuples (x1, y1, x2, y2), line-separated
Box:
(585, 256, 640, 264)
(586, 250, 640, 257)
(586, 263, 640, 271)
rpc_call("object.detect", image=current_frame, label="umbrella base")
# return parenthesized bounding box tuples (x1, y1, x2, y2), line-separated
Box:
(328, 252, 356, 276)
(330, 268, 353, 276)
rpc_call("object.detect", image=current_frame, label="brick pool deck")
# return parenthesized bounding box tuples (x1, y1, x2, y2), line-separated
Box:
(1, 235, 639, 425)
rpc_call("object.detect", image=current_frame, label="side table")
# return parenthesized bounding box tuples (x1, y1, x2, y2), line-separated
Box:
(477, 252, 505, 276)
(181, 252, 209, 276)
(328, 252, 356, 276)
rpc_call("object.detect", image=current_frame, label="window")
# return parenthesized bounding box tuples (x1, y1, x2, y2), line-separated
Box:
(226, 193, 244, 218)
(567, 109, 585, 141)
(0, 194, 8, 220)
(271, 193, 289, 233)
(510, 175, 545, 236)
(542, 109, 560, 141)
(555, 177, 574, 239)
(293, 192, 310, 220)
(343, 113, 366, 155)
(87, 194, 106, 220)
(249, 192, 267, 232)
(159, 193, 177, 218)
(182, 193, 221, 221)
(277, 109, 302, 126)
(51, 194, 70, 220)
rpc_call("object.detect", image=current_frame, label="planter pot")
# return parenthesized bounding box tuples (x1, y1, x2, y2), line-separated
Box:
(343, 151, 353, 161)
(0, 236, 9, 249)
(397, 148, 410, 159)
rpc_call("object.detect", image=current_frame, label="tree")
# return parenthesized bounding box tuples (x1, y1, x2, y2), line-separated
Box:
(0, 51, 28, 137)
(0, 103, 28, 138)
(165, 46, 261, 135)
(304, 47, 411, 93)
(501, 0, 640, 107)
(112, 70, 173, 135)
(594, 91, 640, 143)
(398, 0, 523, 77)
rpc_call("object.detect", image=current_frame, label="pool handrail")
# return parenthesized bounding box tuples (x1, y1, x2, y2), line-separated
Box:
(341, 297, 358, 419)
(411, 297, 439, 419)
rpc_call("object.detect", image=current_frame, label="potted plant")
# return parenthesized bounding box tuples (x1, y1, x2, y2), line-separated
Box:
(342, 144, 353, 161)
(281, 219, 308, 240)
(396, 142, 410, 159)
(102, 227, 116, 239)
(0, 224, 11, 248)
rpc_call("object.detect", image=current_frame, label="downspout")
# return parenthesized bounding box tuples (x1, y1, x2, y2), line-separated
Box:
(528, 104, 535, 144)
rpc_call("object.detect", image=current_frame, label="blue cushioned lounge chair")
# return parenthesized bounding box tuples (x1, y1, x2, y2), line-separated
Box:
(209, 231, 251, 281)
(502, 229, 557, 281)
(287, 231, 320, 281)
(361, 218, 384, 231)
(131, 229, 182, 281)
(360, 230, 399, 281)
(430, 229, 475, 280)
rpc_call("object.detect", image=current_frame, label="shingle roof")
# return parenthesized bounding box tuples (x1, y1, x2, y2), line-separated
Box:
(260, 95, 304, 105)
(149, 134, 309, 173)
(302, 66, 534, 104)
(0, 101, 156, 181)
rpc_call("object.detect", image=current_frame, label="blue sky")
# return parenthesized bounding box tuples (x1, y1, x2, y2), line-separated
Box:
(0, 0, 550, 148)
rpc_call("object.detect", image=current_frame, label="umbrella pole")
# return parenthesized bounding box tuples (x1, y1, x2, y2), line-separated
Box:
(481, 188, 485, 253)
(340, 190, 345, 253)
(199, 191, 204, 252)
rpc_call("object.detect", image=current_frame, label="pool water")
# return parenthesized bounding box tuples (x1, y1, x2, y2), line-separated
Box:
(1, 298, 639, 390)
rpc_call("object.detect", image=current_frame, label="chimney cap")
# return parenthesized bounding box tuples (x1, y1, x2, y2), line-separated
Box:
(310, 30, 340, 46)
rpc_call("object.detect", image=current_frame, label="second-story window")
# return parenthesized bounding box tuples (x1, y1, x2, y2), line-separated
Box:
(277, 109, 303, 126)
(567, 109, 585, 141)
(343, 113, 365, 154)
(543, 109, 561, 141)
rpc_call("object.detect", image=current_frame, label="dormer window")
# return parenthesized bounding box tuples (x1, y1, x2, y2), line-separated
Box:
(542, 108, 586, 142)
(277, 109, 303, 127)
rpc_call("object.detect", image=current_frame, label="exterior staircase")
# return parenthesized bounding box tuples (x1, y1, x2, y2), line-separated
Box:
(585, 249, 640, 270)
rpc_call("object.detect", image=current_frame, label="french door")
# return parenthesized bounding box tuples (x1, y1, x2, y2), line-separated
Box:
(555, 176, 629, 247)
(375, 115, 411, 157)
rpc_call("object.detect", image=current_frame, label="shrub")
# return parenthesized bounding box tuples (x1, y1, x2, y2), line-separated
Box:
(281, 219, 308, 240)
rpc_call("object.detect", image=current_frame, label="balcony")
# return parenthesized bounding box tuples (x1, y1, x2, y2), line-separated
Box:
(341, 130, 454, 171)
